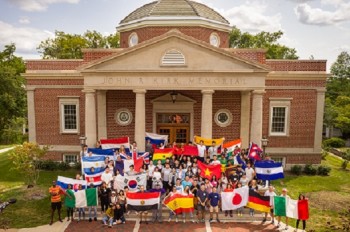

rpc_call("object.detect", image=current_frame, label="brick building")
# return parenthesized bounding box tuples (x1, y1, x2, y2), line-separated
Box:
(24, 0, 327, 168)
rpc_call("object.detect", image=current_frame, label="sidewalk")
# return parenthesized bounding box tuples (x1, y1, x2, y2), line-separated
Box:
(0, 220, 70, 232)
(0, 146, 15, 154)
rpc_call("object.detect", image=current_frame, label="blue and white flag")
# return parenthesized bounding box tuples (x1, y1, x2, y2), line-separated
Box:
(87, 148, 114, 159)
(236, 154, 247, 170)
(114, 173, 147, 192)
(57, 176, 87, 191)
(254, 161, 284, 181)
(145, 132, 168, 146)
(82, 156, 106, 175)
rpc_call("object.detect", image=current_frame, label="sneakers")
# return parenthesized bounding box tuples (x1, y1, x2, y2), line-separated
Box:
(168, 218, 171, 222)
(127, 211, 130, 215)
(284, 226, 289, 230)
(175, 218, 178, 223)
(89, 218, 92, 222)
(94, 217, 97, 221)
(108, 225, 112, 228)
(262, 218, 267, 223)
(216, 219, 220, 223)
(192, 219, 195, 223)
(230, 214, 233, 217)
(209, 218, 213, 223)
(183, 220, 186, 223)
(277, 223, 280, 228)
(225, 212, 228, 217)
(271, 220, 275, 224)
(49, 221, 53, 226)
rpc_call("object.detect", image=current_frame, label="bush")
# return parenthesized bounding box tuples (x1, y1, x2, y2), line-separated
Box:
(35, 160, 71, 171)
(304, 164, 317, 175)
(342, 151, 350, 161)
(322, 150, 329, 160)
(317, 165, 331, 176)
(341, 160, 349, 170)
(322, 137, 346, 149)
(291, 165, 303, 175)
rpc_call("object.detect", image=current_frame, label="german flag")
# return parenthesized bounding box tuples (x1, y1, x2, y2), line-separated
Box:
(152, 148, 173, 163)
(163, 193, 194, 214)
(246, 189, 270, 213)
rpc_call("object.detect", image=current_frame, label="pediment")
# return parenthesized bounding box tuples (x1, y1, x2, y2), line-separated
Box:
(80, 31, 270, 74)
(151, 92, 197, 103)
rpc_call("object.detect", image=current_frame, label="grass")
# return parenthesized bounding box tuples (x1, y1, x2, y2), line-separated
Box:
(0, 150, 349, 230)
(0, 144, 15, 150)
(0, 150, 76, 228)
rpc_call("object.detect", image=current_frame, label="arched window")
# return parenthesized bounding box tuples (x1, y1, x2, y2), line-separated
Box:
(161, 49, 185, 66)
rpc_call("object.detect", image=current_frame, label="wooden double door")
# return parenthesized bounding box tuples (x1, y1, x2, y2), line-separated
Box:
(157, 126, 190, 144)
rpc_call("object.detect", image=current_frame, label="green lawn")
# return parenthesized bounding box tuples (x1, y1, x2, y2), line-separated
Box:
(0, 145, 15, 150)
(0, 150, 349, 230)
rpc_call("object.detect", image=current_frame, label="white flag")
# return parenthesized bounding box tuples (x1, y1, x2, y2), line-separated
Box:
(221, 186, 249, 211)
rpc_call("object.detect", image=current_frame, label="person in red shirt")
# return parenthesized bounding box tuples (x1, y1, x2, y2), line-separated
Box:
(49, 180, 67, 225)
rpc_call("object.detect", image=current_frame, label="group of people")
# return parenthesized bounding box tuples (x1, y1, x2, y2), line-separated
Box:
(48, 139, 307, 231)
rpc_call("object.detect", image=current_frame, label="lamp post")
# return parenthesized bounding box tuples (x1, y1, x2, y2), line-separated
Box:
(261, 136, 269, 159)
(79, 136, 87, 162)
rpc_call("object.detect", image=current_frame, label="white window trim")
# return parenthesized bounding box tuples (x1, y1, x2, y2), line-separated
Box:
(63, 154, 79, 163)
(128, 32, 138, 47)
(59, 97, 80, 134)
(209, 32, 220, 47)
(269, 98, 292, 137)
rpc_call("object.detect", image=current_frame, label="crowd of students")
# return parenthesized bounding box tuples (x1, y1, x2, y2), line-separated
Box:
(48, 139, 307, 232)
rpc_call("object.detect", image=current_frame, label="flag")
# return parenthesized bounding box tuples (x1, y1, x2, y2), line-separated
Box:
(57, 176, 87, 191)
(115, 160, 124, 175)
(248, 142, 262, 160)
(153, 148, 173, 163)
(197, 161, 221, 180)
(123, 158, 143, 173)
(100, 137, 130, 153)
(254, 161, 284, 181)
(246, 189, 270, 213)
(135, 152, 150, 164)
(236, 154, 247, 170)
(182, 145, 199, 156)
(126, 192, 160, 211)
(163, 194, 194, 214)
(74, 188, 98, 207)
(114, 174, 147, 192)
(223, 139, 242, 156)
(87, 148, 114, 159)
(82, 156, 105, 185)
(194, 136, 224, 147)
(274, 197, 309, 220)
(221, 186, 249, 211)
(145, 132, 168, 146)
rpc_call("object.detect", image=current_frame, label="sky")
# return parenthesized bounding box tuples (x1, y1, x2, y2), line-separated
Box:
(1, 0, 350, 71)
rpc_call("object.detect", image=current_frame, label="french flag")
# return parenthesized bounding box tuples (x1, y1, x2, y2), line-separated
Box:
(57, 176, 87, 191)
(100, 137, 131, 154)
(145, 132, 168, 146)
(82, 156, 105, 186)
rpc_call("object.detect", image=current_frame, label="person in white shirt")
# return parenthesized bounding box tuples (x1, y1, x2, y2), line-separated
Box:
(262, 185, 277, 224)
(210, 155, 221, 165)
(207, 141, 217, 160)
(245, 163, 255, 182)
(101, 168, 113, 189)
(196, 140, 206, 163)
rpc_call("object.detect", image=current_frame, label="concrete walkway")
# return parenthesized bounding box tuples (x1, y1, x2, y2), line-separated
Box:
(0, 146, 15, 154)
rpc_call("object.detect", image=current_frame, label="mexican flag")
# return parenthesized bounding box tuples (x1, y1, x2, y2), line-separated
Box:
(223, 139, 241, 156)
(274, 196, 309, 220)
(74, 188, 98, 207)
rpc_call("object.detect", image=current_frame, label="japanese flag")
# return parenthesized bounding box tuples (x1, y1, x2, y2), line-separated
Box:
(221, 186, 249, 211)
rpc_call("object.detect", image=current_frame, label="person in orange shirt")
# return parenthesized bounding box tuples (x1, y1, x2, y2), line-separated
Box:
(49, 180, 68, 225)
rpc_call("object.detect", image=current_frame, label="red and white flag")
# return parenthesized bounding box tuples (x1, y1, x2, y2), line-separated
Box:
(100, 137, 130, 151)
(248, 142, 262, 160)
(126, 192, 160, 212)
(221, 186, 249, 211)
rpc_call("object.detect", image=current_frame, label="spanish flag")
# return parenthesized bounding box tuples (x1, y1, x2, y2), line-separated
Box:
(152, 148, 173, 163)
(197, 161, 221, 180)
(163, 194, 194, 214)
(246, 189, 270, 213)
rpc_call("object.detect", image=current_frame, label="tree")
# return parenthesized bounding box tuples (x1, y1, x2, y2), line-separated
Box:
(9, 142, 49, 186)
(229, 27, 298, 59)
(324, 51, 350, 137)
(0, 44, 26, 143)
(37, 30, 120, 59)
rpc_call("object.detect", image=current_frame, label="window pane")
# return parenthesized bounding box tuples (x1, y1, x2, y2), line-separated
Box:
(64, 105, 77, 130)
(271, 107, 286, 133)
(65, 155, 78, 163)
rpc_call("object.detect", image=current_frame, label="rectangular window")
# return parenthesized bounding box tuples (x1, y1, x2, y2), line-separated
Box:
(269, 98, 291, 136)
(63, 154, 78, 163)
(59, 98, 80, 134)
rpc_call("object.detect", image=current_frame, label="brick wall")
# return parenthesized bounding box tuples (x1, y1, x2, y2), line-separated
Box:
(26, 60, 84, 70)
(120, 26, 229, 48)
(270, 153, 321, 165)
(266, 60, 327, 72)
(34, 88, 85, 145)
(27, 79, 83, 86)
(212, 91, 241, 140)
(262, 89, 317, 148)
(266, 80, 326, 88)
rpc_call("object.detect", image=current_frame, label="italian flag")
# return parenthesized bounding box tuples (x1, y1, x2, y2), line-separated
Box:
(274, 196, 309, 220)
(74, 188, 98, 208)
(223, 139, 241, 156)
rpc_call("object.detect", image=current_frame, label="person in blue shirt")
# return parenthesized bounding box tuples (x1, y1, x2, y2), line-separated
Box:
(196, 183, 208, 222)
(207, 186, 221, 223)
(181, 175, 192, 189)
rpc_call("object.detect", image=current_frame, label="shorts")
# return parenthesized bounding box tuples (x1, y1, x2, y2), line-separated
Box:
(197, 204, 205, 211)
(51, 202, 62, 210)
(209, 205, 219, 213)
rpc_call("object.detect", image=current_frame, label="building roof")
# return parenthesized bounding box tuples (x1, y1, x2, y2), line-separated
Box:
(120, 0, 230, 25)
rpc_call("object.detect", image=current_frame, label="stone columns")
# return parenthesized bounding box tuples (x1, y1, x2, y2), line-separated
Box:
(201, 90, 215, 138)
(97, 90, 107, 140)
(26, 87, 36, 142)
(250, 90, 265, 147)
(84, 89, 97, 147)
(134, 89, 147, 151)
(240, 91, 251, 148)
(314, 89, 326, 152)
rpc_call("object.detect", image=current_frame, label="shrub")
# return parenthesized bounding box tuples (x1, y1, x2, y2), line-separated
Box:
(322, 137, 346, 148)
(35, 160, 71, 171)
(317, 165, 331, 176)
(342, 151, 350, 161)
(291, 165, 303, 175)
(57, 162, 70, 171)
(304, 164, 317, 175)
(322, 150, 329, 160)
(342, 160, 349, 170)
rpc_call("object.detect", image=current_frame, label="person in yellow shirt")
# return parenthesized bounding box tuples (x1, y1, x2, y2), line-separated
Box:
(102, 204, 115, 228)
(49, 180, 68, 225)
